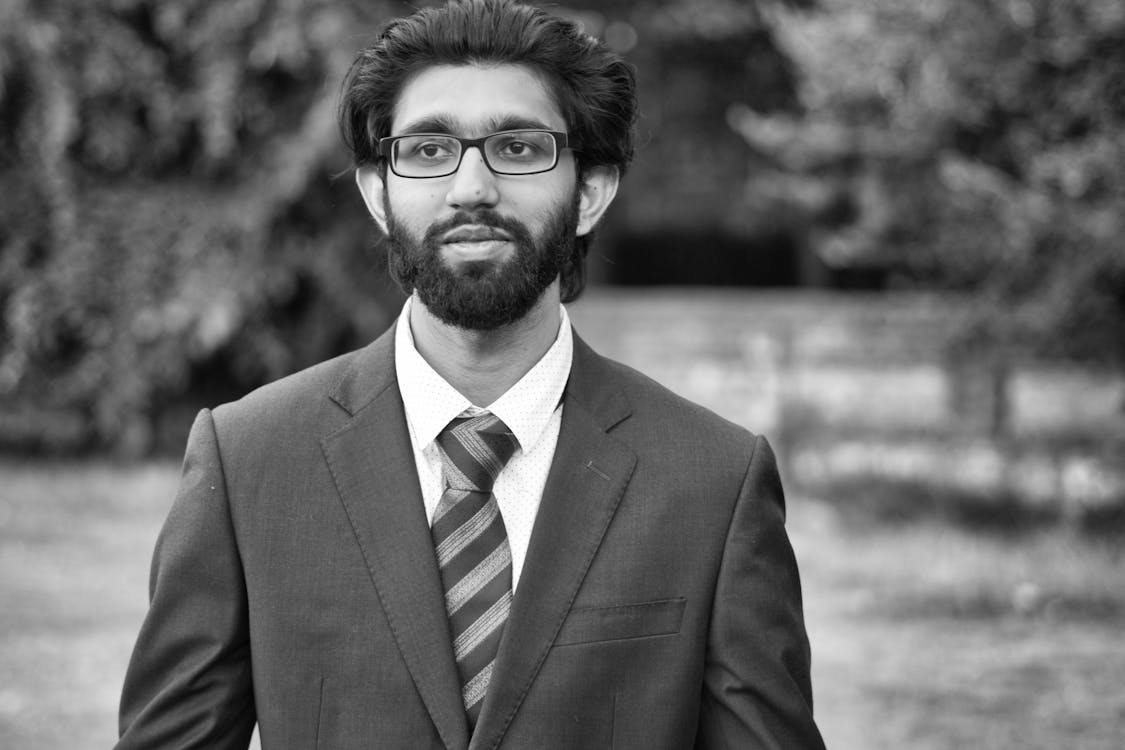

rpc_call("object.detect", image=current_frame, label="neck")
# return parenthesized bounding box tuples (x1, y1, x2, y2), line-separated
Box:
(408, 285, 563, 407)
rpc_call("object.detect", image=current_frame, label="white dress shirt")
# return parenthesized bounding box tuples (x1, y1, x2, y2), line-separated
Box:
(393, 296, 573, 590)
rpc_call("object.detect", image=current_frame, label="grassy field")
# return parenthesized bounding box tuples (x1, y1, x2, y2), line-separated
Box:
(2, 460, 1123, 749)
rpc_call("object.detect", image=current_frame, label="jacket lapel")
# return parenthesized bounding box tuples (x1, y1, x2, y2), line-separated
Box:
(321, 329, 469, 750)
(470, 334, 638, 749)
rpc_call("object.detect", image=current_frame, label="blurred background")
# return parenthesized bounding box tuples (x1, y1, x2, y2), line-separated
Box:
(1, 0, 1123, 747)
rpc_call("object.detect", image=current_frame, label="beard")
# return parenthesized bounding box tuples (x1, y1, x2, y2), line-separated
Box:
(384, 193, 580, 331)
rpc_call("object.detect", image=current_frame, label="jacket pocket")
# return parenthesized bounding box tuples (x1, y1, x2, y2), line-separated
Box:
(554, 598, 686, 647)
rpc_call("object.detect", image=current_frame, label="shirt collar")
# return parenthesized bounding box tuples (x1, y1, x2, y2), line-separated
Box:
(394, 296, 573, 453)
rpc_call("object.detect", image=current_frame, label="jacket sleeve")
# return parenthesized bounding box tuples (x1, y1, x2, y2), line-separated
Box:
(696, 435, 826, 749)
(116, 409, 256, 749)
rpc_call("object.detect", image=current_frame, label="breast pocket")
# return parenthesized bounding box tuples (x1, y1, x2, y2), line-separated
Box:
(553, 598, 686, 647)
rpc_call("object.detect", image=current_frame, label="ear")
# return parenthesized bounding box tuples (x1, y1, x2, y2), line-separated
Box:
(355, 166, 388, 234)
(575, 166, 620, 237)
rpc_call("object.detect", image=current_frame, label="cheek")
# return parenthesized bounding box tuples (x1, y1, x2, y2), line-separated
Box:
(515, 178, 579, 225)
(386, 188, 442, 237)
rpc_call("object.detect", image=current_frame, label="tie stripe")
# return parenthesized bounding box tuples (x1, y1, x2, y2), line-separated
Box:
(444, 542, 511, 615)
(433, 499, 501, 567)
(431, 412, 518, 729)
(453, 590, 512, 660)
(462, 662, 494, 718)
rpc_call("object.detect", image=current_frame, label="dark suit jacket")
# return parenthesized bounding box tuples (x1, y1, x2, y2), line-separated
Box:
(117, 326, 824, 749)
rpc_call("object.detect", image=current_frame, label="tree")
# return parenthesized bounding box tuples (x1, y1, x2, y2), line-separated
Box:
(731, 0, 1125, 363)
(0, 0, 815, 453)
(0, 0, 401, 453)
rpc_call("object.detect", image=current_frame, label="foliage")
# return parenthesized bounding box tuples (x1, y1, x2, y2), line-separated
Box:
(4, 0, 1120, 454)
(0, 0, 805, 454)
(733, 0, 1125, 364)
(0, 0, 401, 453)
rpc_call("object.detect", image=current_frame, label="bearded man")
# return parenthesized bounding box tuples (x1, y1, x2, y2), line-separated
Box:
(116, 1, 825, 748)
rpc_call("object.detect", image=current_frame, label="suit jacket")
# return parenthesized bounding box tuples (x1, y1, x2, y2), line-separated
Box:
(117, 326, 824, 749)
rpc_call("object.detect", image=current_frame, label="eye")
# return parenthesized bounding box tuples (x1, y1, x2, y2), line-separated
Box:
(492, 132, 548, 162)
(500, 140, 536, 157)
(410, 139, 456, 161)
(396, 135, 458, 165)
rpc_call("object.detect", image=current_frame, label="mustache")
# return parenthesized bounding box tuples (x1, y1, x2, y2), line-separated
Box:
(424, 210, 528, 242)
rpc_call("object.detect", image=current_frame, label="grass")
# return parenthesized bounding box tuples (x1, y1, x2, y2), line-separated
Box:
(1, 460, 1123, 749)
(793, 499, 1125, 749)
(0, 461, 172, 749)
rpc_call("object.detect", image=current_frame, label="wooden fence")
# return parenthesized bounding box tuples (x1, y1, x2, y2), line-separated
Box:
(569, 289, 1125, 524)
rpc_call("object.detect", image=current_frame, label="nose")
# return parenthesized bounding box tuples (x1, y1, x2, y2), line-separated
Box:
(445, 147, 500, 209)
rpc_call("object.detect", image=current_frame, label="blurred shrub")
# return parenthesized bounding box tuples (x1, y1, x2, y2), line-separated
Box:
(570, 0, 810, 285)
(0, 0, 402, 453)
(732, 0, 1125, 364)
(0, 0, 813, 454)
(6, 0, 1118, 455)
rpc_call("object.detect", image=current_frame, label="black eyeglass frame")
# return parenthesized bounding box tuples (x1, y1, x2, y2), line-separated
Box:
(376, 129, 573, 178)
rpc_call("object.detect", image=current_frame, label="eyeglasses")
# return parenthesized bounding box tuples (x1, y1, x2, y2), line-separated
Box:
(377, 129, 572, 178)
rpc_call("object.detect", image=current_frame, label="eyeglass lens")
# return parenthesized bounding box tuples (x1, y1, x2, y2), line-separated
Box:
(391, 130, 559, 177)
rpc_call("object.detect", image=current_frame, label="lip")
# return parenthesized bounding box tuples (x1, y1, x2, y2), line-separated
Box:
(441, 224, 511, 244)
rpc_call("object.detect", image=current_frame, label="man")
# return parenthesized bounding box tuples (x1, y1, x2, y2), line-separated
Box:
(117, 1, 825, 747)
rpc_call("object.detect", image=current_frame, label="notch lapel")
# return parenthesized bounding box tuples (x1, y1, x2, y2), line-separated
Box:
(320, 331, 468, 750)
(470, 335, 637, 749)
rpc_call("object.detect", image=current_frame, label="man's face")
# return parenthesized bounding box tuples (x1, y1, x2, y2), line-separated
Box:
(373, 64, 583, 331)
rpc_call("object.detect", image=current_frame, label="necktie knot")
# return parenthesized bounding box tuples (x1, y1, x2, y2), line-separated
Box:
(436, 412, 518, 493)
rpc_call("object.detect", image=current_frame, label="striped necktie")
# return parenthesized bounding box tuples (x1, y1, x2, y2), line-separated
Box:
(431, 412, 519, 730)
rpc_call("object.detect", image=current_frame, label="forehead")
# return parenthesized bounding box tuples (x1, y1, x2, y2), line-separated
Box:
(390, 63, 567, 136)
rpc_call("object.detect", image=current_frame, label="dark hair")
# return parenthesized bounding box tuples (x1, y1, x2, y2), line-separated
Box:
(338, 0, 637, 302)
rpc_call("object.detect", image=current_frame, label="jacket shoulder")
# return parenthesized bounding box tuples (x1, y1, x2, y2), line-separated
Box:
(593, 353, 758, 449)
(213, 349, 356, 423)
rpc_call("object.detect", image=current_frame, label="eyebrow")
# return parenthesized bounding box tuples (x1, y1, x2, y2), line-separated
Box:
(395, 114, 556, 136)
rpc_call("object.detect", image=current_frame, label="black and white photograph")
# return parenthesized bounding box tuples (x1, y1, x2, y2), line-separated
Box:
(1, 0, 1123, 748)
